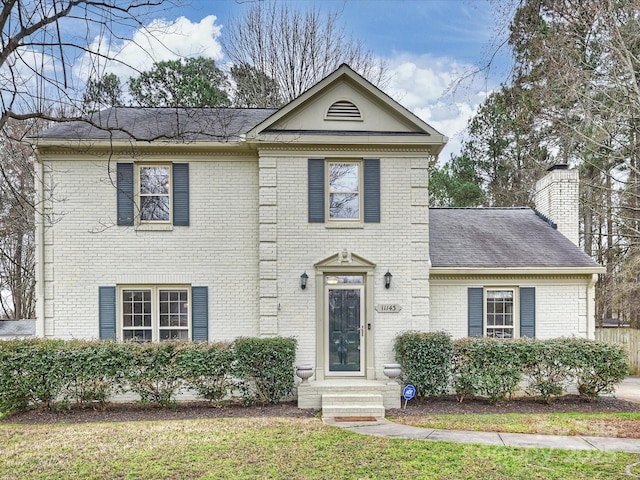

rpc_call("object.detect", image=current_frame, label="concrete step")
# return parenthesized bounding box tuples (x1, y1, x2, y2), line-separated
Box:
(321, 393, 385, 419)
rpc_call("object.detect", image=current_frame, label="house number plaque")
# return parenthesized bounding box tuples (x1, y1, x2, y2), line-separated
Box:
(375, 304, 402, 313)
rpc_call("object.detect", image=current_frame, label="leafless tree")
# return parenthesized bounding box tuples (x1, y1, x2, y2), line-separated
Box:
(0, 0, 176, 318)
(0, 119, 35, 319)
(0, 0, 175, 131)
(221, 1, 388, 105)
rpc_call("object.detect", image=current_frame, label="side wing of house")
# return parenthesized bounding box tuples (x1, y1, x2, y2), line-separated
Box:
(428, 207, 604, 340)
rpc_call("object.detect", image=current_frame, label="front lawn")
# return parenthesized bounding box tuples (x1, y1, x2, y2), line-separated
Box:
(1, 417, 639, 479)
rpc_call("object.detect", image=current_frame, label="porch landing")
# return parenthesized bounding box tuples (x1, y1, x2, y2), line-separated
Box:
(297, 379, 401, 418)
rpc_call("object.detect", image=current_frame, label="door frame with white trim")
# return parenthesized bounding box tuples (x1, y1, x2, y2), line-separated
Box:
(313, 251, 376, 380)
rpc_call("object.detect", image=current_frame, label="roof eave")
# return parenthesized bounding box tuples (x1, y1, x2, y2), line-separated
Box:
(34, 138, 250, 155)
(429, 266, 605, 276)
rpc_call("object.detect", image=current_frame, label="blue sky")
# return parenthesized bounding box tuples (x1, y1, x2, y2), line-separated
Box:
(77, 0, 516, 159)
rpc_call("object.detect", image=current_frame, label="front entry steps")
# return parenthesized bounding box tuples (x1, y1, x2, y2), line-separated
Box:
(297, 379, 401, 418)
(321, 393, 385, 419)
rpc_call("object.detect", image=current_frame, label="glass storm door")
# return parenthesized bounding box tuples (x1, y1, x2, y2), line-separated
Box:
(327, 283, 364, 374)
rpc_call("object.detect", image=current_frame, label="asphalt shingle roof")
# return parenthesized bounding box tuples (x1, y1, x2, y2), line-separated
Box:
(429, 208, 600, 269)
(37, 107, 278, 142)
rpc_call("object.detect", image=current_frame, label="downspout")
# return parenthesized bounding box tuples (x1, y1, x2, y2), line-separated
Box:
(587, 273, 598, 340)
(35, 155, 45, 337)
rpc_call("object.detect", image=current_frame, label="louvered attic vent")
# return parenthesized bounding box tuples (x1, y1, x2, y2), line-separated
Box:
(326, 100, 362, 120)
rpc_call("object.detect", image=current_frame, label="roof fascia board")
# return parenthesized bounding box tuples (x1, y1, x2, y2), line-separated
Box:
(34, 138, 250, 155)
(430, 266, 605, 275)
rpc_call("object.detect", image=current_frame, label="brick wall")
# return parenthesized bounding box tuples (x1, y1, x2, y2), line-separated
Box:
(430, 277, 593, 339)
(534, 168, 580, 246)
(38, 155, 260, 341)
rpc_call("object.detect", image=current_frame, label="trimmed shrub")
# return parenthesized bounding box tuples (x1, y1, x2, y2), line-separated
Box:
(59, 341, 133, 408)
(394, 331, 452, 397)
(564, 339, 629, 402)
(123, 342, 185, 408)
(0, 338, 69, 413)
(520, 339, 573, 403)
(452, 338, 524, 404)
(177, 342, 233, 406)
(232, 337, 297, 405)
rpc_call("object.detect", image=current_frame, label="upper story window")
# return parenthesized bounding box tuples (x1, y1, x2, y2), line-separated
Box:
(117, 162, 189, 227)
(139, 165, 171, 222)
(328, 162, 360, 220)
(308, 158, 379, 224)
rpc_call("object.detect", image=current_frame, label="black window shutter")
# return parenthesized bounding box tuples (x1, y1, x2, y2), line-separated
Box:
(173, 163, 190, 226)
(99, 286, 117, 340)
(468, 287, 484, 337)
(363, 159, 380, 222)
(191, 286, 209, 341)
(520, 287, 536, 338)
(308, 158, 325, 223)
(117, 163, 134, 226)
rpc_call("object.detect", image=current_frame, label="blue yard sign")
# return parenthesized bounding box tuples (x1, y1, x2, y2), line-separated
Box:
(402, 385, 415, 409)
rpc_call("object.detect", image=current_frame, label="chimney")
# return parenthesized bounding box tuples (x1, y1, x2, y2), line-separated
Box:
(534, 164, 580, 246)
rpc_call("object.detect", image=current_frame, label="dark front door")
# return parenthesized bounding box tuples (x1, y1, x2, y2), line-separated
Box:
(327, 285, 364, 374)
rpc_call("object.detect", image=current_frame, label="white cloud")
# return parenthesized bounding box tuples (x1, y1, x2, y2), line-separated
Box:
(384, 53, 493, 162)
(74, 15, 224, 83)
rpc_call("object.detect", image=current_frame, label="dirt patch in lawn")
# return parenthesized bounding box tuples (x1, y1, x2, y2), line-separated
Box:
(2, 394, 638, 426)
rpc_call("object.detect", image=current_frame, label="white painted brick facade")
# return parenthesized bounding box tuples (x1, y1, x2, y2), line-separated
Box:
(37, 148, 434, 379)
(430, 276, 595, 340)
(37, 155, 261, 341)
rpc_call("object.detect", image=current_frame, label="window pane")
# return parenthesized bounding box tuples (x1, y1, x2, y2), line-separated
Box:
(123, 329, 152, 342)
(487, 327, 513, 339)
(330, 193, 359, 219)
(140, 167, 169, 194)
(329, 164, 359, 192)
(141, 196, 170, 221)
(159, 329, 188, 341)
(159, 289, 189, 328)
(122, 290, 151, 330)
(486, 290, 514, 337)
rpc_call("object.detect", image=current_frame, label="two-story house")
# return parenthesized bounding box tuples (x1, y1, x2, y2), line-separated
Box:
(33, 64, 603, 412)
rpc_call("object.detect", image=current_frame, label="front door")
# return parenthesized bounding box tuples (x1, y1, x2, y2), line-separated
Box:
(327, 277, 364, 375)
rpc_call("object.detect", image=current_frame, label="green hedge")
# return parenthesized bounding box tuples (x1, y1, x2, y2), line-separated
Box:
(394, 333, 629, 404)
(394, 331, 452, 397)
(0, 337, 296, 415)
(233, 337, 297, 405)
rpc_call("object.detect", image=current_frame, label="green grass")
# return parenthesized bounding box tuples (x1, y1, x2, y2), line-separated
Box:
(1, 417, 639, 479)
(392, 412, 640, 438)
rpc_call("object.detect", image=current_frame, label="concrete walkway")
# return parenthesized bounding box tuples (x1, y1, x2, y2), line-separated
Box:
(325, 418, 640, 452)
(325, 376, 640, 453)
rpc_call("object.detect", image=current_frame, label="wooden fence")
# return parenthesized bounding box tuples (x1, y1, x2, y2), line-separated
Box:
(595, 327, 640, 375)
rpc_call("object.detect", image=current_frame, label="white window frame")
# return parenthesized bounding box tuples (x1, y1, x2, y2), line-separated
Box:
(326, 160, 362, 222)
(119, 286, 191, 342)
(137, 164, 172, 224)
(484, 287, 519, 339)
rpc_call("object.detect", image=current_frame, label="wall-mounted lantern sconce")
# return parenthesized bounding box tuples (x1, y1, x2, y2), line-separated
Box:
(300, 272, 309, 290)
(384, 270, 392, 289)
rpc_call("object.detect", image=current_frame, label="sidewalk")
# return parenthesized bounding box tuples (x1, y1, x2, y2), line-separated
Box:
(326, 376, 640, 453)
(325, 418, 640, 453)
